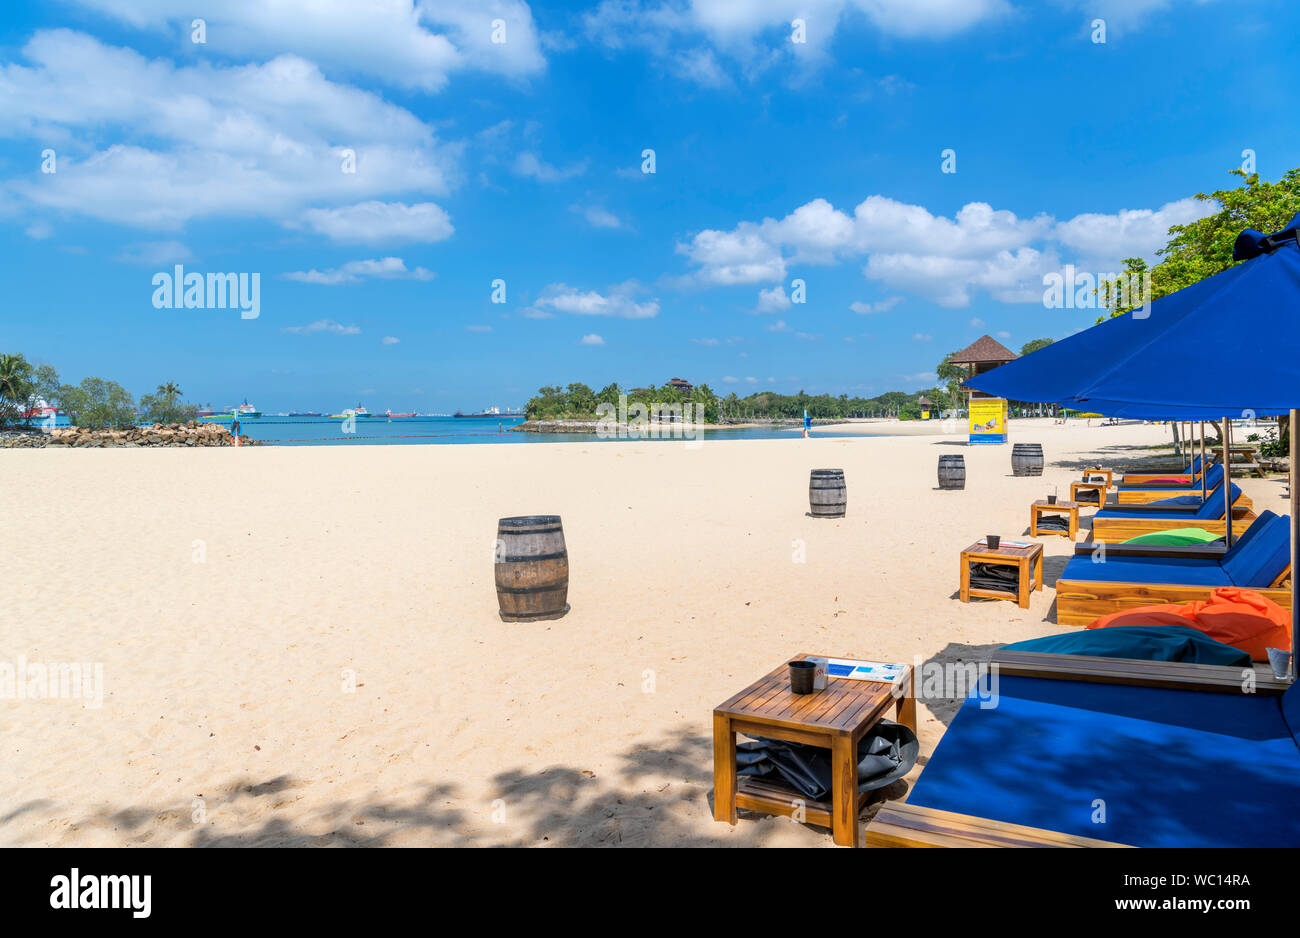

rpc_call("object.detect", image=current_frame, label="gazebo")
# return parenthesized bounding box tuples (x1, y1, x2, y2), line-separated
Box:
(949, 335, 1017, 402)
(949, 335, 1017, 443)
(918, 395, 934, 420)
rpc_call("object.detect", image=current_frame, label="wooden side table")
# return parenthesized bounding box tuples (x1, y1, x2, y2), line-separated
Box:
(959, 540, 1044, 608)
(713, 656, 916, 848)
(1081, 468, 1113, 487)
(1069, 480, 1108, 506)
(1030, 500, 1079, 538)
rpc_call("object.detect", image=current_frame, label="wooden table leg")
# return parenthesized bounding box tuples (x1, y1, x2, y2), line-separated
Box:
(1034, 550, 1043, 590)
(830, 734, 859, 847)
(1069, 509, 1077, 540)
(896, 672, 917, 732)
(712, 713, 737, 825)
(1029, 507, 1038, 537)
(959, 552, 971, 603)
(1018, 557, 1030, 608)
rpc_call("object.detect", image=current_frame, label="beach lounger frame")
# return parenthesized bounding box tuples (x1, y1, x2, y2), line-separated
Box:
(1054, 540, 1291, 627)
(1090, 506, 1256, 543)
(861, 652, 1288, 848)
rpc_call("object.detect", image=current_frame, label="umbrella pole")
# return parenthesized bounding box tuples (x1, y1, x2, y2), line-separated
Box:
(1291, 408, 1298, 681)
(1224, 415, 1233, 547)
(1200, 421, 1207, 501)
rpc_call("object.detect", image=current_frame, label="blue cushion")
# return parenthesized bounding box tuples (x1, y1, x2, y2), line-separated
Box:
(1003, 626, 1252, 666)
(1060, 555, 1231, 586)
(1222, 514, 1291, 587)
(907, 676, 1300, 846)
(1118, 462, 1224, 493)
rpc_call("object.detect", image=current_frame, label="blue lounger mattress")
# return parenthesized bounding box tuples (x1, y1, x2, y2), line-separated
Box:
(906, 676, 1300, 847)
(1061, 511, 1288, 587)
(1117, 463, 1223, 494)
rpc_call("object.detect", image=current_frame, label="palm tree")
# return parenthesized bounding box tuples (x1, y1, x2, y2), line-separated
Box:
(157, 381, 182, 399)
(0, 353, 36, 425)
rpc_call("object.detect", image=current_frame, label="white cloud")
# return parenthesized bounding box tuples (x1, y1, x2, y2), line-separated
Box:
(283, 257, 434, 285)
(850, 296, 903, 314)
(765, 319, 791, 332)
(513, 152, 587, 182)
(1061, 0, 1215, 34)
(583, 0, 1010, 86)
(25, 220, 53, 239)
(675, 191, 1192, 308)
(755, 284, 791, 313)
(466, 324, 492, 332)
(1052, 198, 1212, 265)
(282, 318, 361, 335)
(579, 333, 606, 345)
(969, 317, 985, 328)
(527, 282, 659, 319)
(116, 239, 191, 265)
(382, 336, 401, 345)
(0, 32, 455, 230)
(722, 375, 739, 382)
(64, 0, 547, 91)
(300, 201, 454, 245)
(913, 333, 932, 341)
(572, 203, 624, 229)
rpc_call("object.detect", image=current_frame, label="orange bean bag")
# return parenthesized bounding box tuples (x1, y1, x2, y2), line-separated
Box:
(1087, 587, 1290, 661)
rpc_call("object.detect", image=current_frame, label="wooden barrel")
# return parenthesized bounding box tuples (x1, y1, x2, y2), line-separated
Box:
(494, 515, 569, 622)
(1011, 443, 1044, 477)
(938, 454, 966, 490)
(809, 469, 846, 518)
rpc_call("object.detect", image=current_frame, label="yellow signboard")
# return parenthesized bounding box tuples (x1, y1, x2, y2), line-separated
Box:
(969, 398, 1007, 444)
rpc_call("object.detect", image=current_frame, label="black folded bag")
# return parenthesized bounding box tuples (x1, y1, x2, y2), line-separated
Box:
(1035, 514, 1070, 532)
(735, 719, 919, 802)
(968, 561, 1021, 594)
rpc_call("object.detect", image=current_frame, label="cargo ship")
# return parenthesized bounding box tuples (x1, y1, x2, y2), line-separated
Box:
(454, 406, 521, 418)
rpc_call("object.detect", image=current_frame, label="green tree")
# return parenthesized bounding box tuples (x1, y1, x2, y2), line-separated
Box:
(1101, 167, 1300, 319)
(0, 353, 36, 427)
(1019, 338, 1054, 356)
(58, 378, 137, 429)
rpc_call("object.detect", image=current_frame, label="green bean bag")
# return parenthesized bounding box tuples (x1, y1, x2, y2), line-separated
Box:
(1122, 528, 1223, 546)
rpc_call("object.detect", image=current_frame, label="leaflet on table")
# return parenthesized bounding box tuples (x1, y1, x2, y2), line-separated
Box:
(815, 658, 907, 683)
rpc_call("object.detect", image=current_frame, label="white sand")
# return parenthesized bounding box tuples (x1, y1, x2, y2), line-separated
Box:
(1, 419, 1286, 846)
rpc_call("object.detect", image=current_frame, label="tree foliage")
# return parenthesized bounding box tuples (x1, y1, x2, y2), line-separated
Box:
(57, 378, 137, 429)
(140, 381, 198, 424)
(1101, 167, 1300, 319)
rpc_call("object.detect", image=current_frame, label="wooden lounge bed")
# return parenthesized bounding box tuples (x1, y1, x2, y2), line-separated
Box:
(1089, 481, 1255, 542)
(1118, 455, 1206, 486)
(1091, 506, 1255, 543)
(861, 651, 1294, 848)
(1054, 515, 1292, 626)
(1113, 463, 1227, 504)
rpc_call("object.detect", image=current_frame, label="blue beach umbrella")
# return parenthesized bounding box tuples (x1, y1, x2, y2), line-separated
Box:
(967, 214, 1300, 677)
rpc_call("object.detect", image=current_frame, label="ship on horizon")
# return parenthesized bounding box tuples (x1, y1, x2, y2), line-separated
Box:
(453, 406, 523, 418)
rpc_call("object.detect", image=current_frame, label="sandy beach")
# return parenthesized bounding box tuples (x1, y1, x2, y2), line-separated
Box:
(2, 419, 1287, 847)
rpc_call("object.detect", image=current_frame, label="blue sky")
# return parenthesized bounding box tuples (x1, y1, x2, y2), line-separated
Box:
(2, 0, 1296, 413)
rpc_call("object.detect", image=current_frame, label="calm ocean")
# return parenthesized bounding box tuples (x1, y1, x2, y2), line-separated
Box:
(201, 415, 852, 446)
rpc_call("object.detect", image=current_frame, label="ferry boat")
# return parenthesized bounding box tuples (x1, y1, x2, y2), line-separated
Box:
(331, 405, 372, 419)
(234, 400, 261, 419)
(454, 406, 519, 419)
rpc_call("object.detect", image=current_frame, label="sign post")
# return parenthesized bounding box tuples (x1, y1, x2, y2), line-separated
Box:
(968, 397, 1007, 444)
